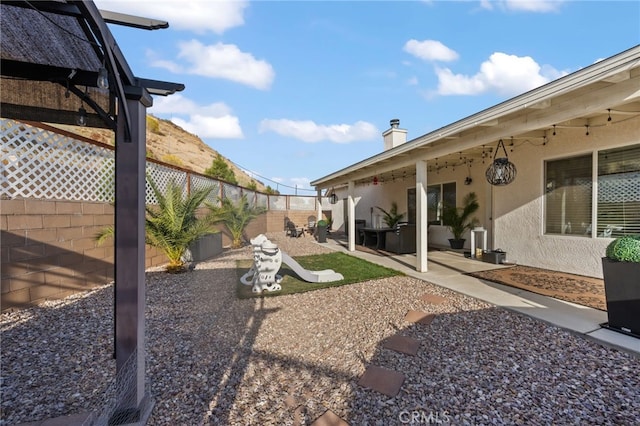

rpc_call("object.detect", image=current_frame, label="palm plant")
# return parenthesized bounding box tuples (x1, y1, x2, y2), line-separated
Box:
(376, 201, 405, 228)
(96, 178, 215, 273)
(207, 194, 265, 249)
(442, 192, 479, 241)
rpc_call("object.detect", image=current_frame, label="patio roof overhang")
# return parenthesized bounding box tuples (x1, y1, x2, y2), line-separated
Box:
(311, 45, 640, 191)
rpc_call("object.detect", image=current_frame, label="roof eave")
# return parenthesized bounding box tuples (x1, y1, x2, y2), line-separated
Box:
(311, 44, 640, 188)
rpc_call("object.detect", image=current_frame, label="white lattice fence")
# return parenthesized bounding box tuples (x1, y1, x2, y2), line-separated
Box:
(1, 118, 115, 201)
(190, 174, 221, 205)
(1, 118, 319, 210)
(145, 162, 187, 205)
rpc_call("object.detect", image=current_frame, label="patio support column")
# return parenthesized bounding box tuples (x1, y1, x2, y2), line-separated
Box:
(347, 180, 356, 252)
(416, 160, 428, 272)
(114, 89, 153, 421)
(316, 189, 322, 226)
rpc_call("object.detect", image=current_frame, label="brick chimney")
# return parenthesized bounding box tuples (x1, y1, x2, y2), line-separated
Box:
(382, 118, 407, 151)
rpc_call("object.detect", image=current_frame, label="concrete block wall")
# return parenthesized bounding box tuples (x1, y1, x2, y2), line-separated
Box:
(1, 198, 167, 312)
(1, 199, 318, 311)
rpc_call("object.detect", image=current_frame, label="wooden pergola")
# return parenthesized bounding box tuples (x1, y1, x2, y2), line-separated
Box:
(1, 1, 184, 423)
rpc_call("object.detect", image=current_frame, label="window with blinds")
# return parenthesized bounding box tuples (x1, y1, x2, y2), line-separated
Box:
(597, 143, 640, 237)
(545, 154, 593, 235)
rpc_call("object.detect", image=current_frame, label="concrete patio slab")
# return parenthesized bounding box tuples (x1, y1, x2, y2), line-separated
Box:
(382, 334, 420, 356)
(587, 328, 640, 353)
(357, 365, 405, 397)
(323, 237, 640, 356)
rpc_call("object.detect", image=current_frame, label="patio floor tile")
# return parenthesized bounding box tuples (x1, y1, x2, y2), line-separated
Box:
(311, 409, 349, 426)
(357, 365, 405, 397)
(404, 310, 436, 325)
(382, 334, 420, 356)
(421, 293, 447, 304)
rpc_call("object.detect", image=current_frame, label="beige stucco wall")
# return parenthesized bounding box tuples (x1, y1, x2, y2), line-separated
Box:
(493, 115, 640, 278)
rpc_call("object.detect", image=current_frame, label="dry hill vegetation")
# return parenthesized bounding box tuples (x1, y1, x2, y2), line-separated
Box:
(50, 115, 267, 190)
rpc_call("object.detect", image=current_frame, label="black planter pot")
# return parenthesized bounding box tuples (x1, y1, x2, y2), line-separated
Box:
(448, 239, 465, 250)
(601, 257, 640, 336)
(316, 225, 327, 243)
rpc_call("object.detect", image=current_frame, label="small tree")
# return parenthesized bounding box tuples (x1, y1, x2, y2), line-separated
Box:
(265, 185, 280, 195)
(207, 195, 265, 248)
(205, 153, 238, 185)
(96, 178, 215, 273)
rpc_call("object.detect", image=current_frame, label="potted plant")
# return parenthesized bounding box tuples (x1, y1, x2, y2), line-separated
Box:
(442, 192, 479, 249)
(316, 219, 328, 243)
(376, 202, 405, 229)
(601, 235, 640, 336)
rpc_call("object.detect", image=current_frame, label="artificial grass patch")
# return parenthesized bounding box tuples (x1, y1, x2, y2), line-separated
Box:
(236, 251, 402, 298)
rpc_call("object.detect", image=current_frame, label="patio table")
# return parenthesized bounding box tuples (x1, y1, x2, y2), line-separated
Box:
(361, 227, 395, 250)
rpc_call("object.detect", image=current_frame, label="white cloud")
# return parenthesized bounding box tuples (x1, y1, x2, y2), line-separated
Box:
(151, 40, 275, 90)
(258, 119, 379, 144)
(403, 39, 459, 62)
(150, 94, 243, 139)
(480, 0, 564, 13)
(94, 0, 248, 34)
(435, 52, 566, 96)
(407, 76, 419, 86)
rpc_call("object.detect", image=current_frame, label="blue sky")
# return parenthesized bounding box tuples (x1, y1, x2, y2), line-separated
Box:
(95, 0, 640, 195)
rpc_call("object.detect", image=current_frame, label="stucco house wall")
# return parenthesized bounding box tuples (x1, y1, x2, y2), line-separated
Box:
(493, 115, 640, 278)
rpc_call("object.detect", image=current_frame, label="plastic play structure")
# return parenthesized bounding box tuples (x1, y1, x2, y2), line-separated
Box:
(240, 234, 344, 293)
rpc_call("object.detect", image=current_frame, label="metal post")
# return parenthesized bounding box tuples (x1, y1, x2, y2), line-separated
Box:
(113, 90, 154, 424)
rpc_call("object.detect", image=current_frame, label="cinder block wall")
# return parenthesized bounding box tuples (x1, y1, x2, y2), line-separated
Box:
(1, 198, 318, 311)
(0, 198, 169, 312)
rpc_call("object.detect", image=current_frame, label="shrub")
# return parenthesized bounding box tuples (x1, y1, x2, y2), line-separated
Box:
(161, 153, 183, 167)
(605, 235, 640, 263)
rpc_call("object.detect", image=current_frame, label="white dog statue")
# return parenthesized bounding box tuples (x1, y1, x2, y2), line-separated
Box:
(240, 234, 283, 293)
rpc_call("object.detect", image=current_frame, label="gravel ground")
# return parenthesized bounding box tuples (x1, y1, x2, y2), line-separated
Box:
(2, 232, 639, 425)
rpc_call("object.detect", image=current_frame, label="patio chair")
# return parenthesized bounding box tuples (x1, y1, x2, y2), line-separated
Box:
(307, 215, 316, 236)
(286, 220, 305, 238)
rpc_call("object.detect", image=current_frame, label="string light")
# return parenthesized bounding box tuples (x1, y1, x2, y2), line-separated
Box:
(97, 60, 109, 90)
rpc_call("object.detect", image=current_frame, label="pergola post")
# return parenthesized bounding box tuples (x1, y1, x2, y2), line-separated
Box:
(113, 91, 153, 423)
(347, 180, 356, 252)
(416, 160, 428, 272)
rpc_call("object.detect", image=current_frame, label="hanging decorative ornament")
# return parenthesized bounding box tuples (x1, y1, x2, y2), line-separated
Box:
(485, 139, 517, 186)
(327, 188, 338, 204)
(373, 176, 378, 185)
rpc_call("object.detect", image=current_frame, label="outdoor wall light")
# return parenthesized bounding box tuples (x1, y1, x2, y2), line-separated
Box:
(485, 139, 516, 186)
(328, 193, 338, 204)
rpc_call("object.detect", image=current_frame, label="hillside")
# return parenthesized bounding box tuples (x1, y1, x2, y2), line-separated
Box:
(50, 115, 267, 191)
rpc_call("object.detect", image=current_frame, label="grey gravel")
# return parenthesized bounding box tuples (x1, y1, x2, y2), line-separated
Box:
(1, 232, 639, 425)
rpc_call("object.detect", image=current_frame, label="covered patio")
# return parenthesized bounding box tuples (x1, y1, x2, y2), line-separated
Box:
(311, 45, 640, 277)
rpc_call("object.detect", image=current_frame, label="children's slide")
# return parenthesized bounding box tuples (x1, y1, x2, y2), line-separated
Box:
(281, 252, 344, 283)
